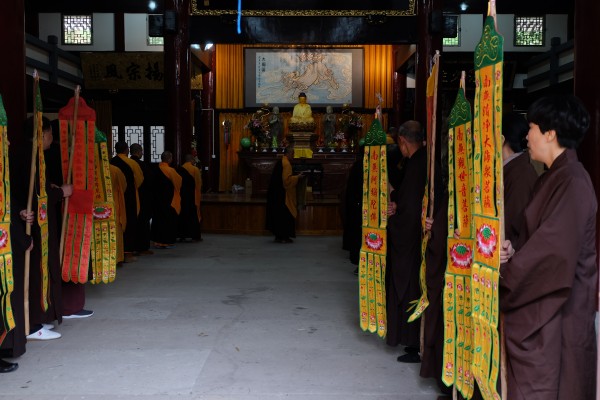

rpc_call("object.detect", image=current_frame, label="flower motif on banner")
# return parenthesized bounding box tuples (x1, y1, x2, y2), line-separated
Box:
(0, 228, 7, 249)
(450, 242, 473, 268)
(364, 232, 384, 250)
(93, 206, 113, 220)
(476, 223, 497, 257)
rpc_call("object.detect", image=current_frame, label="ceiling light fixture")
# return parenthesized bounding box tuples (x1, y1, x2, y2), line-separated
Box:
(148, 1, 157, 11)
(459, 2, 469, 11)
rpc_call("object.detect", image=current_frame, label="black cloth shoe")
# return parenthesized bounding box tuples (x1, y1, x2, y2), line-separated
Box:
(397, 352, 421, 363)
(0, 359, 18, 373)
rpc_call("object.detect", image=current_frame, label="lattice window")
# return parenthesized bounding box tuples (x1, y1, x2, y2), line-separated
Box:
(148, 36, 164, 46)
(150, 126, 165, 163)
(111, 126, 119, 157)
(62, 15, 93, 45)
(514, 16, 545, 47)
(124, 126, 145, 156)
(443, 15, 460, 47)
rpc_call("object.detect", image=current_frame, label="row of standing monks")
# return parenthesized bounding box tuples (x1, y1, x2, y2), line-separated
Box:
(0, 129, 203, 372)
(110, 142, 203, 261)
(344, 97, 597, 400)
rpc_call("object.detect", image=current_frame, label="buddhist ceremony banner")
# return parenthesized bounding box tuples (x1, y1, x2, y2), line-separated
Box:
(0, 95, 15, 345)
(442, 74, 475, 398)
(59, 96, 96, 283)
(409, 50, 440, 323)
(34, 85, 50, 312)
(470, 3, 504, 398)
(358, 118, 388, 338)
(90, 129, 117, 284)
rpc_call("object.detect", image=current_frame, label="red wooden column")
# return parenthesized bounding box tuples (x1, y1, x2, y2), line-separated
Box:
(574, 1, 600, 257)
(414, 0, 442, 125)
(0, 0, 26, 145)
(201, 51, 217, 192)
(164, 0, 192, 165)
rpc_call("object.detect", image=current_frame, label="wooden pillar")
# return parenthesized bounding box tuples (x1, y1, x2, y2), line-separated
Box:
(201, 52, 217, 192)
(574, 0, 600, 253)
(0, 0, 25, 145)
(164, 0, 192, 165)
(414, 0, 442, 125)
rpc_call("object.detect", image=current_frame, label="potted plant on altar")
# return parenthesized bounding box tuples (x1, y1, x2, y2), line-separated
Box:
(334, 131, 347, 152)
(246, 110, 272, 151)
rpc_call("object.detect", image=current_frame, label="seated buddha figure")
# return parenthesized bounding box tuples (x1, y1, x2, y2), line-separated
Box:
(289, 92, 316, 132)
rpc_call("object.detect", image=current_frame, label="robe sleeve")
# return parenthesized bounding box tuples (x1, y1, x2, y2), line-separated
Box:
(499, 175, 596, 312)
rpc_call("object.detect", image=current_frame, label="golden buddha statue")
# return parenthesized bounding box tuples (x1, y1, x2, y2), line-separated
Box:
(289, 92, 316, 132)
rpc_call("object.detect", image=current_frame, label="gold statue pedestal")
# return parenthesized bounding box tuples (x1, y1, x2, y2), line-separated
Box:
(287, 131, 316, 158)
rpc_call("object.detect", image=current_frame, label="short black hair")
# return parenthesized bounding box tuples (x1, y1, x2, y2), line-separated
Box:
(502, 112, 528, 153)
(161, 151, 173, 162)
(398, 120, 424, 143)
(129, 143, 143, 155)
(24, 116, 51, 141)
(527, 95, 590, 149)
(115, 141, 129, 154)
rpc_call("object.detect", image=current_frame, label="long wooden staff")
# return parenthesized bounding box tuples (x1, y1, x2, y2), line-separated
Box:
(420, 51, 440, 354)
(59, 86, 80, 263)
(24, 71, 40, 335)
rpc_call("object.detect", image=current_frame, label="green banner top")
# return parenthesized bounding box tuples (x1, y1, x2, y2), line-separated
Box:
(474, 15, 504, 69)
(448, 87, 472, 129)
(363, 118, 387, 146)
(0, 95, 6, 127)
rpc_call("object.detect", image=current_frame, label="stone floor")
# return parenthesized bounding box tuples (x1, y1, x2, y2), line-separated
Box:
(1, 234, 441, 400)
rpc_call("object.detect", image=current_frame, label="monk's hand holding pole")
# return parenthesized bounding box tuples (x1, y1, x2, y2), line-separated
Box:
(499, 239, 514, 264)
(424, 217, 434, 232)
(386, 201, 397, 216)
(19, 209, 35, 224)
(60, 183, 73, 198)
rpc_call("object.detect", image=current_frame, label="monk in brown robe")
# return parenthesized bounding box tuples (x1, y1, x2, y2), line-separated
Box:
(502, 112, 539, 246)
(500, 95, 597, 400)
(385, 120, 427, 361)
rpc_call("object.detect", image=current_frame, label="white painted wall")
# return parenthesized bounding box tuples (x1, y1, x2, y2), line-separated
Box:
(124, 13, 164, 52)
(39, 13, 115, 51)
(444, 14, 568, 53)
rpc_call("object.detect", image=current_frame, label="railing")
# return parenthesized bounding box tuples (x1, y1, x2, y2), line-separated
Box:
(25, 34, 83, 89)
(523, 37, 574, 93)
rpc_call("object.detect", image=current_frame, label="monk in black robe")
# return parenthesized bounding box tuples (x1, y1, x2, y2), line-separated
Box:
(129, 143, 154, 253)
(5, 117, 70, 343)
(110, 141, 143, 259)
(500, 95, 597, 400)
(386, 120, 427, 361)
(177, 154, 202, 241)
(266, 147, 301, 243)
(151, 151, 181, 248)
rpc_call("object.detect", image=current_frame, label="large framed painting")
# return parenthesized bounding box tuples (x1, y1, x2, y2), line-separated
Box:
(244, 48, 364, 108)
